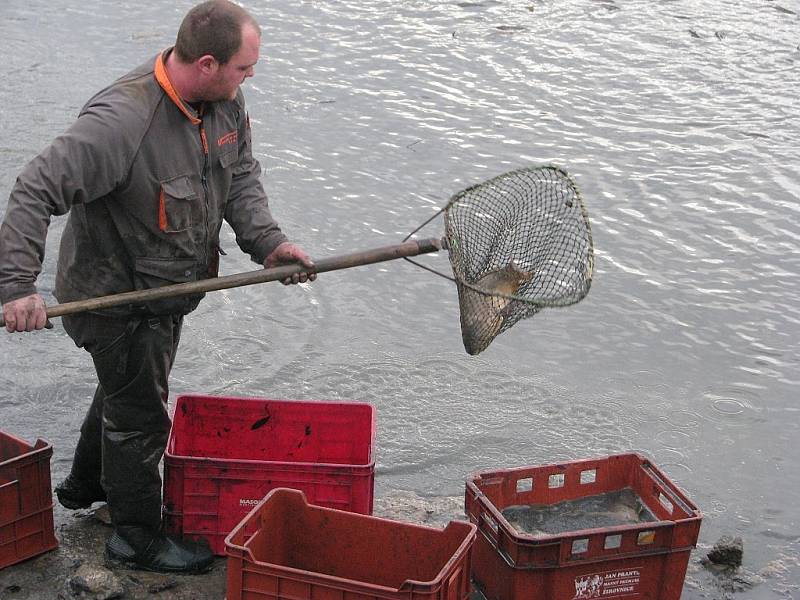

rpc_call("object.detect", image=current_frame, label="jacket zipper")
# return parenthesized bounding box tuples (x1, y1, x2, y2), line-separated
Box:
(198, 105, 210, 269)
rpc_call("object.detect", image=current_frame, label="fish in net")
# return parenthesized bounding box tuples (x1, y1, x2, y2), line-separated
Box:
(439, 165, 594, 354)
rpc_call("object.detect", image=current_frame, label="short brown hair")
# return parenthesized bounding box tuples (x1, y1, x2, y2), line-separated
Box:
(174, 0, 260, 65)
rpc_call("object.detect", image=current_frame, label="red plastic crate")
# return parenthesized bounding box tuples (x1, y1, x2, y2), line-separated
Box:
(465, 453, 702, 600)
(225, 488, 477, 600)
(163, 394, 375, 555)
(0, 432, 58, 569)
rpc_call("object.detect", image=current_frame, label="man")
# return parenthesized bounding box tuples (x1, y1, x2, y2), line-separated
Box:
(0, 0, 315, 573)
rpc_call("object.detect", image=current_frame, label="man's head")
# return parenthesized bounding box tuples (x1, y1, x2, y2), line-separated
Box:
(174, 0, 261, 102)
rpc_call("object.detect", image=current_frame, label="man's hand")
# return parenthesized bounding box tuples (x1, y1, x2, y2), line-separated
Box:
(263, 242, 317, 285)
(2, 293, 48, 332)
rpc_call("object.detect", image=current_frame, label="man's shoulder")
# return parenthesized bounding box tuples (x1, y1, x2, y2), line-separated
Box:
(78, 54, 161, 127)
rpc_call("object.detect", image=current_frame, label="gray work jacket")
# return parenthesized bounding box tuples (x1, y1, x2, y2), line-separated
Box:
(0, 49, 287, 315)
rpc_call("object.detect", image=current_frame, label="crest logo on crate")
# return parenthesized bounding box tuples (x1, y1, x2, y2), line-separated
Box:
(573, 574, 603, 599)
(573, 569, 641, 599)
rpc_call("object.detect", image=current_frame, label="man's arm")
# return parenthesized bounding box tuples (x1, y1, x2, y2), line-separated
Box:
(224, 94, 315, 284)
(0, 104, 137, 331)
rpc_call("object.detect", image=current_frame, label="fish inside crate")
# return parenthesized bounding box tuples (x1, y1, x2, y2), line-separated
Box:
(465, 454, 703, 600)
(501, 488, 658, 537)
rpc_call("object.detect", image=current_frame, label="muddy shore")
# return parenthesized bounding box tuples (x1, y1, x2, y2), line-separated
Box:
(0, 492, 465, 600)
(0, 491, 756, 600)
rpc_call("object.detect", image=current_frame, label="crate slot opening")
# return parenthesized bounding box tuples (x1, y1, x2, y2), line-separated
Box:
(580, 469, 596, 484)
(571, 538, 589, 554)
(515, 477, 533, 493)
(637, 530, 656, 545)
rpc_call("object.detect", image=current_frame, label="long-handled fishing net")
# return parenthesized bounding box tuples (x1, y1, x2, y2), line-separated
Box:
(0, 165, 593, 355)
(409, 164, 593, 354)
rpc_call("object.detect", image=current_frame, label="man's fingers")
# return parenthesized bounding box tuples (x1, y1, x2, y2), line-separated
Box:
(265, 243, 316, 285)
(297, 271, 317, 283)
(12, 314, 27, 333)
(280, 270, 316, 285)
(23, 301, 45, 331)
(2, 294, 48, 333)
(21, 309, 34, 332)
(33, 309, 48, 330)
(7, 311, 25, 332)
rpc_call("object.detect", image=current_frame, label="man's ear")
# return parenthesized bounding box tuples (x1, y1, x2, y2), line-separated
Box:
(196, 54, 218, 75)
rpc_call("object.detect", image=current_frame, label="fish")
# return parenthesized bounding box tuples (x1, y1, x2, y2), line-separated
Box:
(502, 489, 656, 537)
(475, 261, 533, 297)
(460, 261, 533, 355)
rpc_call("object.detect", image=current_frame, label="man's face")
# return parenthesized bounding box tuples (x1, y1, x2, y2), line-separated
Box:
(204, 23, 260, 102)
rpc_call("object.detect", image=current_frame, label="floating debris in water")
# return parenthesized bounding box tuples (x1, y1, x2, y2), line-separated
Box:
(494, 24, 528, 33)
(772, 4, 797, 15)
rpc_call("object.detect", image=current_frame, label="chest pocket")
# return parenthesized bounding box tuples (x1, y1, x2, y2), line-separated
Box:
(219, 148, 238, 170)
(158, 175, 198, 233)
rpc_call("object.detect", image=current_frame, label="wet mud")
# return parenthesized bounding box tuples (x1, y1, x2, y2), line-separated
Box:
(0, 492, 792, 600)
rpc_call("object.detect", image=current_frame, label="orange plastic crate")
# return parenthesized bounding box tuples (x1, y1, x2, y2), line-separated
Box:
(164, 394, 375, 554)
(465, 453, 702, 600)
(0, 432, 58, 569)
(225, 488, 477, 600)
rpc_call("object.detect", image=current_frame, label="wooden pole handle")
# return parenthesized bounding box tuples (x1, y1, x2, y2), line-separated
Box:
(0, 237, 443, 327)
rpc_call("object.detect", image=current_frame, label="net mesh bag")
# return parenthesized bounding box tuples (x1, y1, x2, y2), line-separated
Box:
(443, 165, 594, 355)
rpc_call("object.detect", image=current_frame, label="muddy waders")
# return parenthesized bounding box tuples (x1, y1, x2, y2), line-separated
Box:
(57, 313, 213, 573)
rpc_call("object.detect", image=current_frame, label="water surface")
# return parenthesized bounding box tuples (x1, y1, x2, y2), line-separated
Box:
(1, 1, 798, 596)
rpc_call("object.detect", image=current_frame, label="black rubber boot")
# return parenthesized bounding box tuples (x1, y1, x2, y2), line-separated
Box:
(54, 474, 107, 510)
(105, 526, 214, 573)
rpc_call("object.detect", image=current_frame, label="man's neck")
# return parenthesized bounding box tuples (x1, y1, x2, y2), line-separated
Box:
(164, 50, 201, 104)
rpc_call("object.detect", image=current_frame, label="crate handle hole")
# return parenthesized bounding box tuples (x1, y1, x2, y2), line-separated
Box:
(604, 534, 622, 549)
(658, 492, 674, 514)
(516, 477, 533, 493)
(637, 530, 656, 545)
(548, 473, 565, 489)
(571, 538, 589, 554)
(580, 469, 596, 484)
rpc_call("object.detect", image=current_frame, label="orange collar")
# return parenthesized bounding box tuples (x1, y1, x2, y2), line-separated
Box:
(154, 49, 201, 126)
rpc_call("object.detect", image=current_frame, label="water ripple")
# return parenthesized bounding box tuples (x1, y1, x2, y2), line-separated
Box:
(1, 2, 799, 592)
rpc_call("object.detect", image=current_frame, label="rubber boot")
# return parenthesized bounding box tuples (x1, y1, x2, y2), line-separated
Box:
(55, 386, 107, 509)
(106, 526, 214, 573)
(54, 473, 106, 510)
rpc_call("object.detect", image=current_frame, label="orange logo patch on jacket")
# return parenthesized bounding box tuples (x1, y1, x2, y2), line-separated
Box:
(217, 131, 238, 147)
